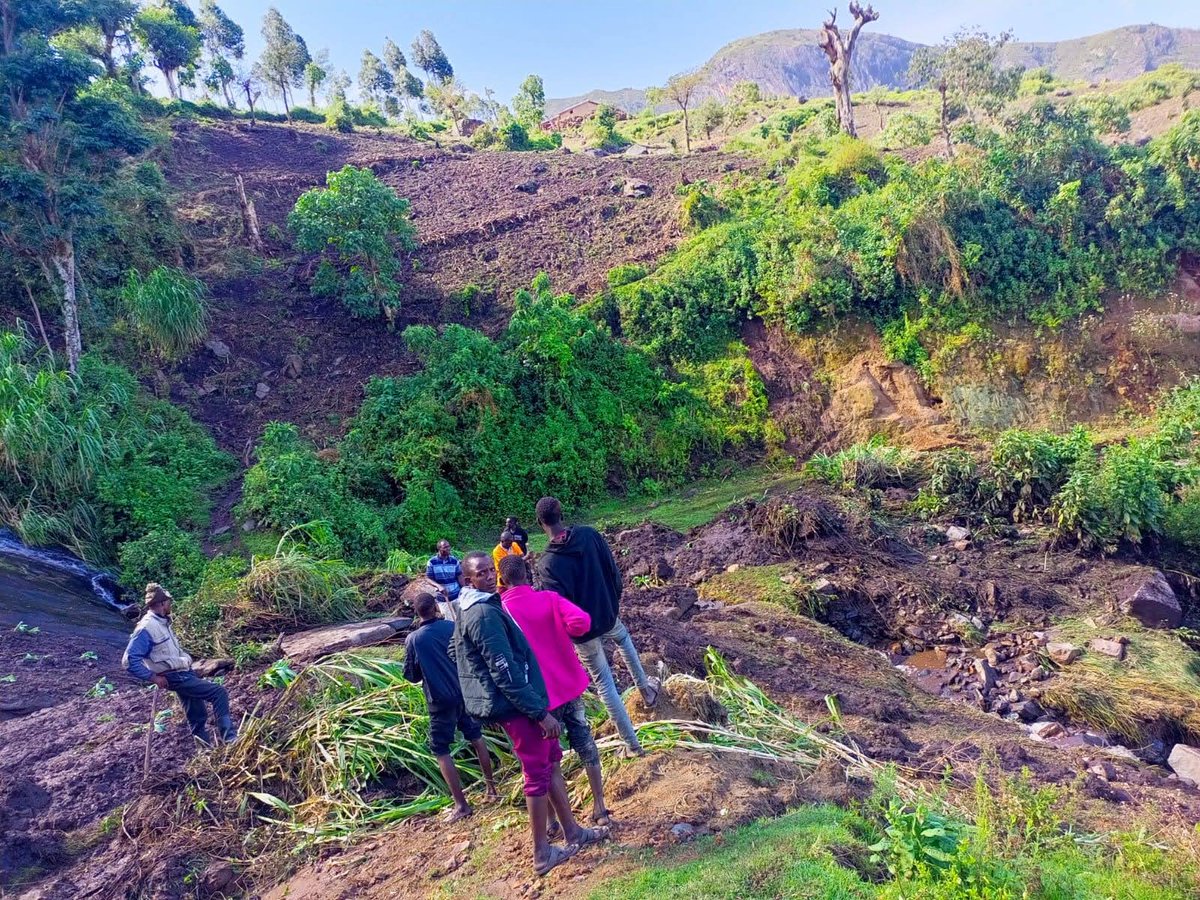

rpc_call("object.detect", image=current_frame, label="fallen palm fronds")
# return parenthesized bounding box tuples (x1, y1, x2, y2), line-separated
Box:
(207, 647, 909, 847)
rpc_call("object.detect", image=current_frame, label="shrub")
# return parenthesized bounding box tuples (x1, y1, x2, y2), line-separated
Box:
(238, 422, 391, 564)
(679, 182, 728, 232)
(987, 429, 1090, 522)
(325, 98, 353, 132)
(288, 165, 416, 321)
(117, 524, 206, 598)
(121, 266, 208, 359)
(235, 542, 362, 632)
(804, 438, 919, 491)
(878, 111, 934, 148)
(1164, 491, 1200, 550)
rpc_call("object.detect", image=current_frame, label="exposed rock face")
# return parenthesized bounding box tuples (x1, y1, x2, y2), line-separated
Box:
(1118, 570, 1183, 629)
(1167, 744, 1200, 787)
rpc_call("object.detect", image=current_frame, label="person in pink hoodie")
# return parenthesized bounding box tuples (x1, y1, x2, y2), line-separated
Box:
(499, 554, 612, 827)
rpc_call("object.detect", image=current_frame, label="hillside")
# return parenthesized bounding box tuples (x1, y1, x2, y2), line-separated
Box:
(547, 23, 1200, 113)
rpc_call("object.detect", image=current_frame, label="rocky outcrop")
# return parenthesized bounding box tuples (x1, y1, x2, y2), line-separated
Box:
(1117, 570, 1183, 629)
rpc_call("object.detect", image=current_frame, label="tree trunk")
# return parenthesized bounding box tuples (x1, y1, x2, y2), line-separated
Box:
(939, 84, 954, 157)
(234, 173, 264, 253)
(280, 79, 292, 123)
(164, 67, 179, 100)
(50, 242, 81, 375)
(222, 80, 235, 108)
(20, 279, 54, 358)
(308, 86, 316, 108)
(682, 106, 691, 152)
(834, 67, 856, 136)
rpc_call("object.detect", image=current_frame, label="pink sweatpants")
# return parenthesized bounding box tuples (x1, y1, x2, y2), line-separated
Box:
(501, 716, 563, 797)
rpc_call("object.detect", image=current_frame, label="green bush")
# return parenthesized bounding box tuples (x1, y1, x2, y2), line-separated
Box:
(804, 438, 919, 491)
(325, 98, 353, 133)
(329, 276, 770, 548)
(0, 333, 231, 559)
(117, 524, 206, 598)
(121, 266, 208, 359)
(288, 165, 416, 321)
(679, 182, 728, 232)
(987, 428, 1090, 522)
(237, 423, 391, 564)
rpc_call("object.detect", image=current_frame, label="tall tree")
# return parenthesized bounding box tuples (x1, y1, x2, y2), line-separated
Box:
(648, 71, 703, 152)
(358, 49, 394, 108)
(425, 77, 469, 134)
(909, 27, 1022, 155)
(410, 29, 452, 85)
(198, 0, 243, 107)
(512, 74, 545, 127)
(257, 6, 308, 121)
(133, 0, 202, 99)
(817, 2, 879, 137)
(303, 59, 326, 108)
(382, 37, 406, 75)
(0, 0, 151, 372)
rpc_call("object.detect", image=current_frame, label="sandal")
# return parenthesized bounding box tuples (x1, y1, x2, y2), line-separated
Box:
(534, 843, 576, 877)
(571, 825, 611, 848)
(444, 805, 473, 823)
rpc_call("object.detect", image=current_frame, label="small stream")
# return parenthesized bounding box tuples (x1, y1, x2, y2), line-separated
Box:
(0, 530, 133, 649)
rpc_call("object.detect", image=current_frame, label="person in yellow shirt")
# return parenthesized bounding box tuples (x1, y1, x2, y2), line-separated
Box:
(492, 531, 524, 587)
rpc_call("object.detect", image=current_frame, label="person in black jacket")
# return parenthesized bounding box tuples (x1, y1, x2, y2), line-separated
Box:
(505, 516, 530, 554)
(453, 552, 609, 875)
(534, 496, 660, 756)
(404, 593, 497, 821)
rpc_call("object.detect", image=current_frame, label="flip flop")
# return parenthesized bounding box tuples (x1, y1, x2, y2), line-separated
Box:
(533, 843, 576, 877)
(571, 825, 611, 848)
(444, 805, 473, 823)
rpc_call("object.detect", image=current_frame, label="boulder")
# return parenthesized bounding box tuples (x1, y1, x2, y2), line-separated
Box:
(973, 658, 997, 692)
(1046, 642, 1082, 665)
(283, 354, 303, 378)
(1013, 699, 1043, 722)
(515, 179, 540, 194)
(944, 524, 970, 542)
(1088, 761, 1117, 781)
(192, 658, 235, 678)
(623, 143, 651, 157)
(622, 178, 652, 198)
(1089, 637, 1126, 660)
(281, 617, 411, 663)
(254, 382, 270, 400)
(1030, 720, 1064, 739)
(812, 577, 838, 595)
(1167, 743, 1200, 787)
(204, 338, 232, 360)
(1118, 570, 1182, 629)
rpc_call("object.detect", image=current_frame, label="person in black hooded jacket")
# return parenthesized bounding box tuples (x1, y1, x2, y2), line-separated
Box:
(453, 551, 608, 875)
(534, 497, 660, 756)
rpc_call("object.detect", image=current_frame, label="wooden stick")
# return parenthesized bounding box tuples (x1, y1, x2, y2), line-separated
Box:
(234, 173, 264, 253)
(143, 687, 159, 780)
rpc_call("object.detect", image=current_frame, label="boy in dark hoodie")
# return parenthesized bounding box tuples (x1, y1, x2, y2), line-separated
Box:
(403, 593, 498, 822)
(453, 552, 609, 875)
(534, 497, 659, 756)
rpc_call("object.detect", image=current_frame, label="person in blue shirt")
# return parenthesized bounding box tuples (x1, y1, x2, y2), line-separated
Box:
(123, 583, 236, 745)
(403, 593, 497, 821)
(426, 540, 465, 611)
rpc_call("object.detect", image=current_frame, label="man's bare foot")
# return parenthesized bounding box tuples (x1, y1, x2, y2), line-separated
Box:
(591, 808, 614, 827)
(483, 784, 500, 802)
(444, 804, 473, 823)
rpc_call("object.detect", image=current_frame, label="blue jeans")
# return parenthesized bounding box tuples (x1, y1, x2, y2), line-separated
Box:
(165, 671, 234, 741)
(574, 618, 652, 752)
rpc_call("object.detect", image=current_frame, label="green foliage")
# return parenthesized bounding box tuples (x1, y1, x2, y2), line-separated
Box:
(329, 277, 771, 548)
(288, 165, 416, 321)
(238, 423, 391, 564)
(678, 182, 728, 232)
(879, 110, 935, 148)
(587, 104, 628, 151)
(987, 428, 1090, 522)
(512, 74, 545, 127)
(121, 266, 208, 359)
(324, 97, 353, 132)
(383, 549, 424, 576)
(85, 677, 117, 699)
(117, 523, 206, 598)
(804, 438, 919, 491)
(0, 333, 231, 558)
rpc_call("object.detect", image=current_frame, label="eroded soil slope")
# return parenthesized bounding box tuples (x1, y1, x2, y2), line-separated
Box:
(164, 123, 756, 452)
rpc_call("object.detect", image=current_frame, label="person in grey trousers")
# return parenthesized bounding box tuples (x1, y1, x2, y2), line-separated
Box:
(533, 496, 660, 755)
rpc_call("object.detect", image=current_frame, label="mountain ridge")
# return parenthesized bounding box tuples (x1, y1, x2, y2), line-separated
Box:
(545, 23, 1200, 116)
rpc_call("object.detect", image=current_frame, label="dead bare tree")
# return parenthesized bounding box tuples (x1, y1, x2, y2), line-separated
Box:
(817, 2, 880, 137)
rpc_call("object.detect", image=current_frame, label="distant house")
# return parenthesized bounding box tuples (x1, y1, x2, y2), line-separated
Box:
(540, 99, 627, 132)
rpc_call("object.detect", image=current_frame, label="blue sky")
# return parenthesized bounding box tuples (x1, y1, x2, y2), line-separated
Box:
(212, 0, 1199, 108)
